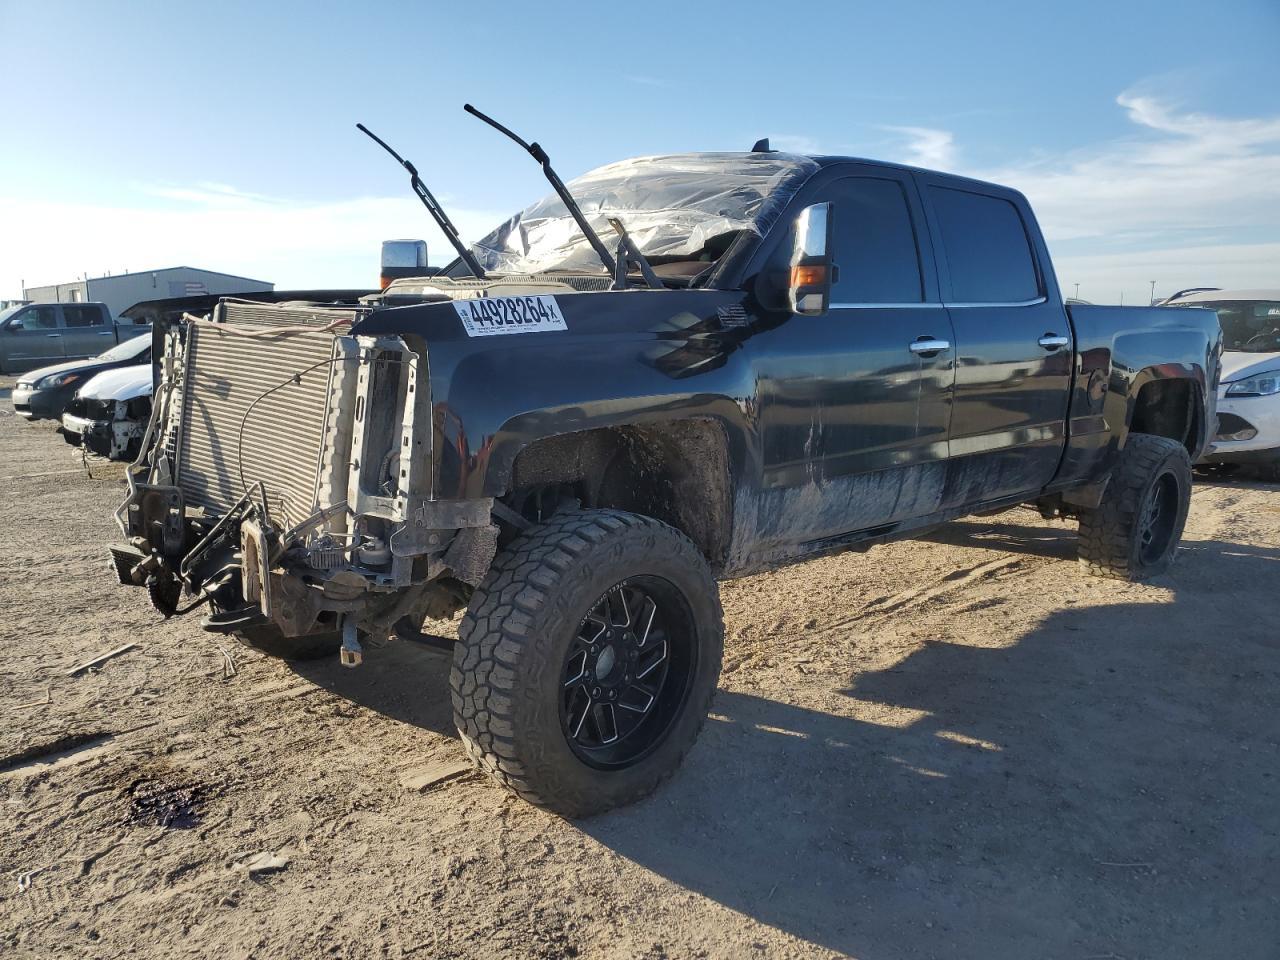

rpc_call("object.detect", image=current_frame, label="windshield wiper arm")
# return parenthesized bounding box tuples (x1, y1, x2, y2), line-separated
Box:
(463, 103, 618, 279)
(607, 218, 662, 290)
(356, 122, 485, 279)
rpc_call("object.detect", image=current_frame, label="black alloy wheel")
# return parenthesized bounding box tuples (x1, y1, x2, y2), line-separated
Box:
(560, 577, 697, 769)
(1137, 472, 1180, 566)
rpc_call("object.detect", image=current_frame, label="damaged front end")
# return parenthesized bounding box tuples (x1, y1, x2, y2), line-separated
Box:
(62, 388, 152, 461)
(110, 299, 496, 664)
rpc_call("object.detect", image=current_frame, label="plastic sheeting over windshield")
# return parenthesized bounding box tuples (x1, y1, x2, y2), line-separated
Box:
(468, 153, 819, 277)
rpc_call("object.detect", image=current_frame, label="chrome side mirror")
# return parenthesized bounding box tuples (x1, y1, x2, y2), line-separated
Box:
(380, 239, 429, 289)
(788, 202, 833, 316)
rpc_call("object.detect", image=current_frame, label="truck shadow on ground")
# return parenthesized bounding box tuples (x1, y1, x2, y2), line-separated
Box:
(917, 512, 1081, 560)
(293, 532, 1280, 959)
(582, 535, 1280, 959)
(291, 640, 458, 737)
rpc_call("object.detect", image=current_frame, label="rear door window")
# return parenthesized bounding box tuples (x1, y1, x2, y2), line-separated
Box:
(928, 187, 1040, 303)
(64, 305, 105, 327)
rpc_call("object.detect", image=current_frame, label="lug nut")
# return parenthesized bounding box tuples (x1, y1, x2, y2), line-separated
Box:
(608, 690, 617, 700)
(592, 687, 601, 698)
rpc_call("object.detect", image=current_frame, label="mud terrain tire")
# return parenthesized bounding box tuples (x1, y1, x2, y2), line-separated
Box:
(451, 509, 723, 818)
(1078, 433, 1192, 580)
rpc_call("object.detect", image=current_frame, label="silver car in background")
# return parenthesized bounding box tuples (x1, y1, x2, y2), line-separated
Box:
(1166, 288, 1280, 471)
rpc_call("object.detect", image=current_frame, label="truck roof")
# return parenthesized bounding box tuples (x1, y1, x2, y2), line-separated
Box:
(802, 151, 1010, 191)
(653, 150, 1023, 197)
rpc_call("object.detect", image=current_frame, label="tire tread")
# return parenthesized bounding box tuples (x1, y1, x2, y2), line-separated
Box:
(450, 509, 723, 817)
(1077, 433, 1192, 580)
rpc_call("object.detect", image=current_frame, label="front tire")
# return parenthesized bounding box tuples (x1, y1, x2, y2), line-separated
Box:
(451, 509, 723, 818)
(1077, 433, 1192, 580)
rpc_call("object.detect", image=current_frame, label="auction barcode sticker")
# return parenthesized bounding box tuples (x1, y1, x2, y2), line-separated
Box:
(453, 295, 568, 337)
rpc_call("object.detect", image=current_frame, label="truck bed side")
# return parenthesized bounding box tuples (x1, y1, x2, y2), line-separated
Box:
(1054, 303, 1221, 492)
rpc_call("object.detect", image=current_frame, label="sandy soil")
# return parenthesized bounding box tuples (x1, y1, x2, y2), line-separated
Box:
(1, 379, 1278, 960)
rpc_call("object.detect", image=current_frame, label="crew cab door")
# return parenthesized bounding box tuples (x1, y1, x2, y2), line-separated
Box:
(917, 178, 1072, 504)
(62, 304, 115, 360)
(745, 166, 955, 549)
(1, 304, 66, 372)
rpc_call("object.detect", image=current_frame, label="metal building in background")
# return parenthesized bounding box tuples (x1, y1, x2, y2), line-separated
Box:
(24, 267, 273, 319)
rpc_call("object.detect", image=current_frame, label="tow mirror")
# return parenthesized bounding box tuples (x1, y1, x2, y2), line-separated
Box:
(380, 239, 428, 289)
(788, 202, 833, 316)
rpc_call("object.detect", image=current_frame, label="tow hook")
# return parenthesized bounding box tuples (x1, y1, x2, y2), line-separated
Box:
(340, 619, 363, 668)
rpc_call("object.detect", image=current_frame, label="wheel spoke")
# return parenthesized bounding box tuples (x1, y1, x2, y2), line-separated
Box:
(617, 686, 656, 715)
(577, 616, 606, 645)
(594, 702, 619, 744)
(636, 637, 668, 679)
(636, 596, 658, 646)
(610, 587, 632, 628)
(568, 689, 591, 740)
(563, 650, 588, 688)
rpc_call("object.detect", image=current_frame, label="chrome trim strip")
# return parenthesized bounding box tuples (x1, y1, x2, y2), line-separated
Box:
(945, 296, 1047, 308)
(828, 296, 1048, 310)
(829, 302, 942, 310)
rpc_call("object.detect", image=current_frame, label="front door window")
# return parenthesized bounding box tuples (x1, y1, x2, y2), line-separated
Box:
(18, 306, 59, 330)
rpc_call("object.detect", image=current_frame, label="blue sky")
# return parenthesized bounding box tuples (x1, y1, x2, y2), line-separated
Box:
(2, 0, 1277, 304)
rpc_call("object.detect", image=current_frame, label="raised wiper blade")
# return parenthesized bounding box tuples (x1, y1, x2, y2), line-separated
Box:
(356, 122, 485, 279)
(463, 103, 618, 279)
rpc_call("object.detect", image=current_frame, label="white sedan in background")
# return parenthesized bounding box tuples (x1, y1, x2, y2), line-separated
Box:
(1166, 289, 1280, 472)
(60, 364, 154, 461)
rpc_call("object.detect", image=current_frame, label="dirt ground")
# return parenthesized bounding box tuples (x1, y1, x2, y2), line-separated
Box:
(1, 380, 1277, 960)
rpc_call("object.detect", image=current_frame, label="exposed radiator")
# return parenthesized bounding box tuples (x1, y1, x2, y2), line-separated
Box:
(176, 306, 357, 527)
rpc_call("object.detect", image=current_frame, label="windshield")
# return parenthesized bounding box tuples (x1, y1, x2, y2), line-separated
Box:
(97, 333, 151, 363)
(1185, 299, 1280, 352)
(464, 153, 819, 277)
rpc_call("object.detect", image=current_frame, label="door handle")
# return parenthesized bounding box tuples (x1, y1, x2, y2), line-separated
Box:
(97, 331, 113, 336)
(46, 333, 62, 338)
(909, 337, 951, 355)
(1038, 334, 1069, 350)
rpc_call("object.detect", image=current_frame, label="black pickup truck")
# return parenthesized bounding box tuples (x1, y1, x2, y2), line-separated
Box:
(111, 136, 1220, 817)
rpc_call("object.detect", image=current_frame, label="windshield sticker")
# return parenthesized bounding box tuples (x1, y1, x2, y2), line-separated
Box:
(453, 295, 568, 337)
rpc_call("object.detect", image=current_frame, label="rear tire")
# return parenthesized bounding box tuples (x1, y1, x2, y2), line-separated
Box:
(1077, 433, 1192, 580)
(451, 509, 723, 818)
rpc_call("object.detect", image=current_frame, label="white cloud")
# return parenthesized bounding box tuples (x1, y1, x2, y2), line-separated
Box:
(880, 92, 1280, 296)
(982, 92, 1280, 247)
(0, 190, 506, 297)
(883, 125, 957, 170)
(139, 182, 284, 207)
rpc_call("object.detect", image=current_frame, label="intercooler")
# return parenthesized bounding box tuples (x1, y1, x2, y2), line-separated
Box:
(174, 302, 360, 528)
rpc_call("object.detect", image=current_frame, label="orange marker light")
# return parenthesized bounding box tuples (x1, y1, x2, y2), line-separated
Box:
(790, 265, 827, 287)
